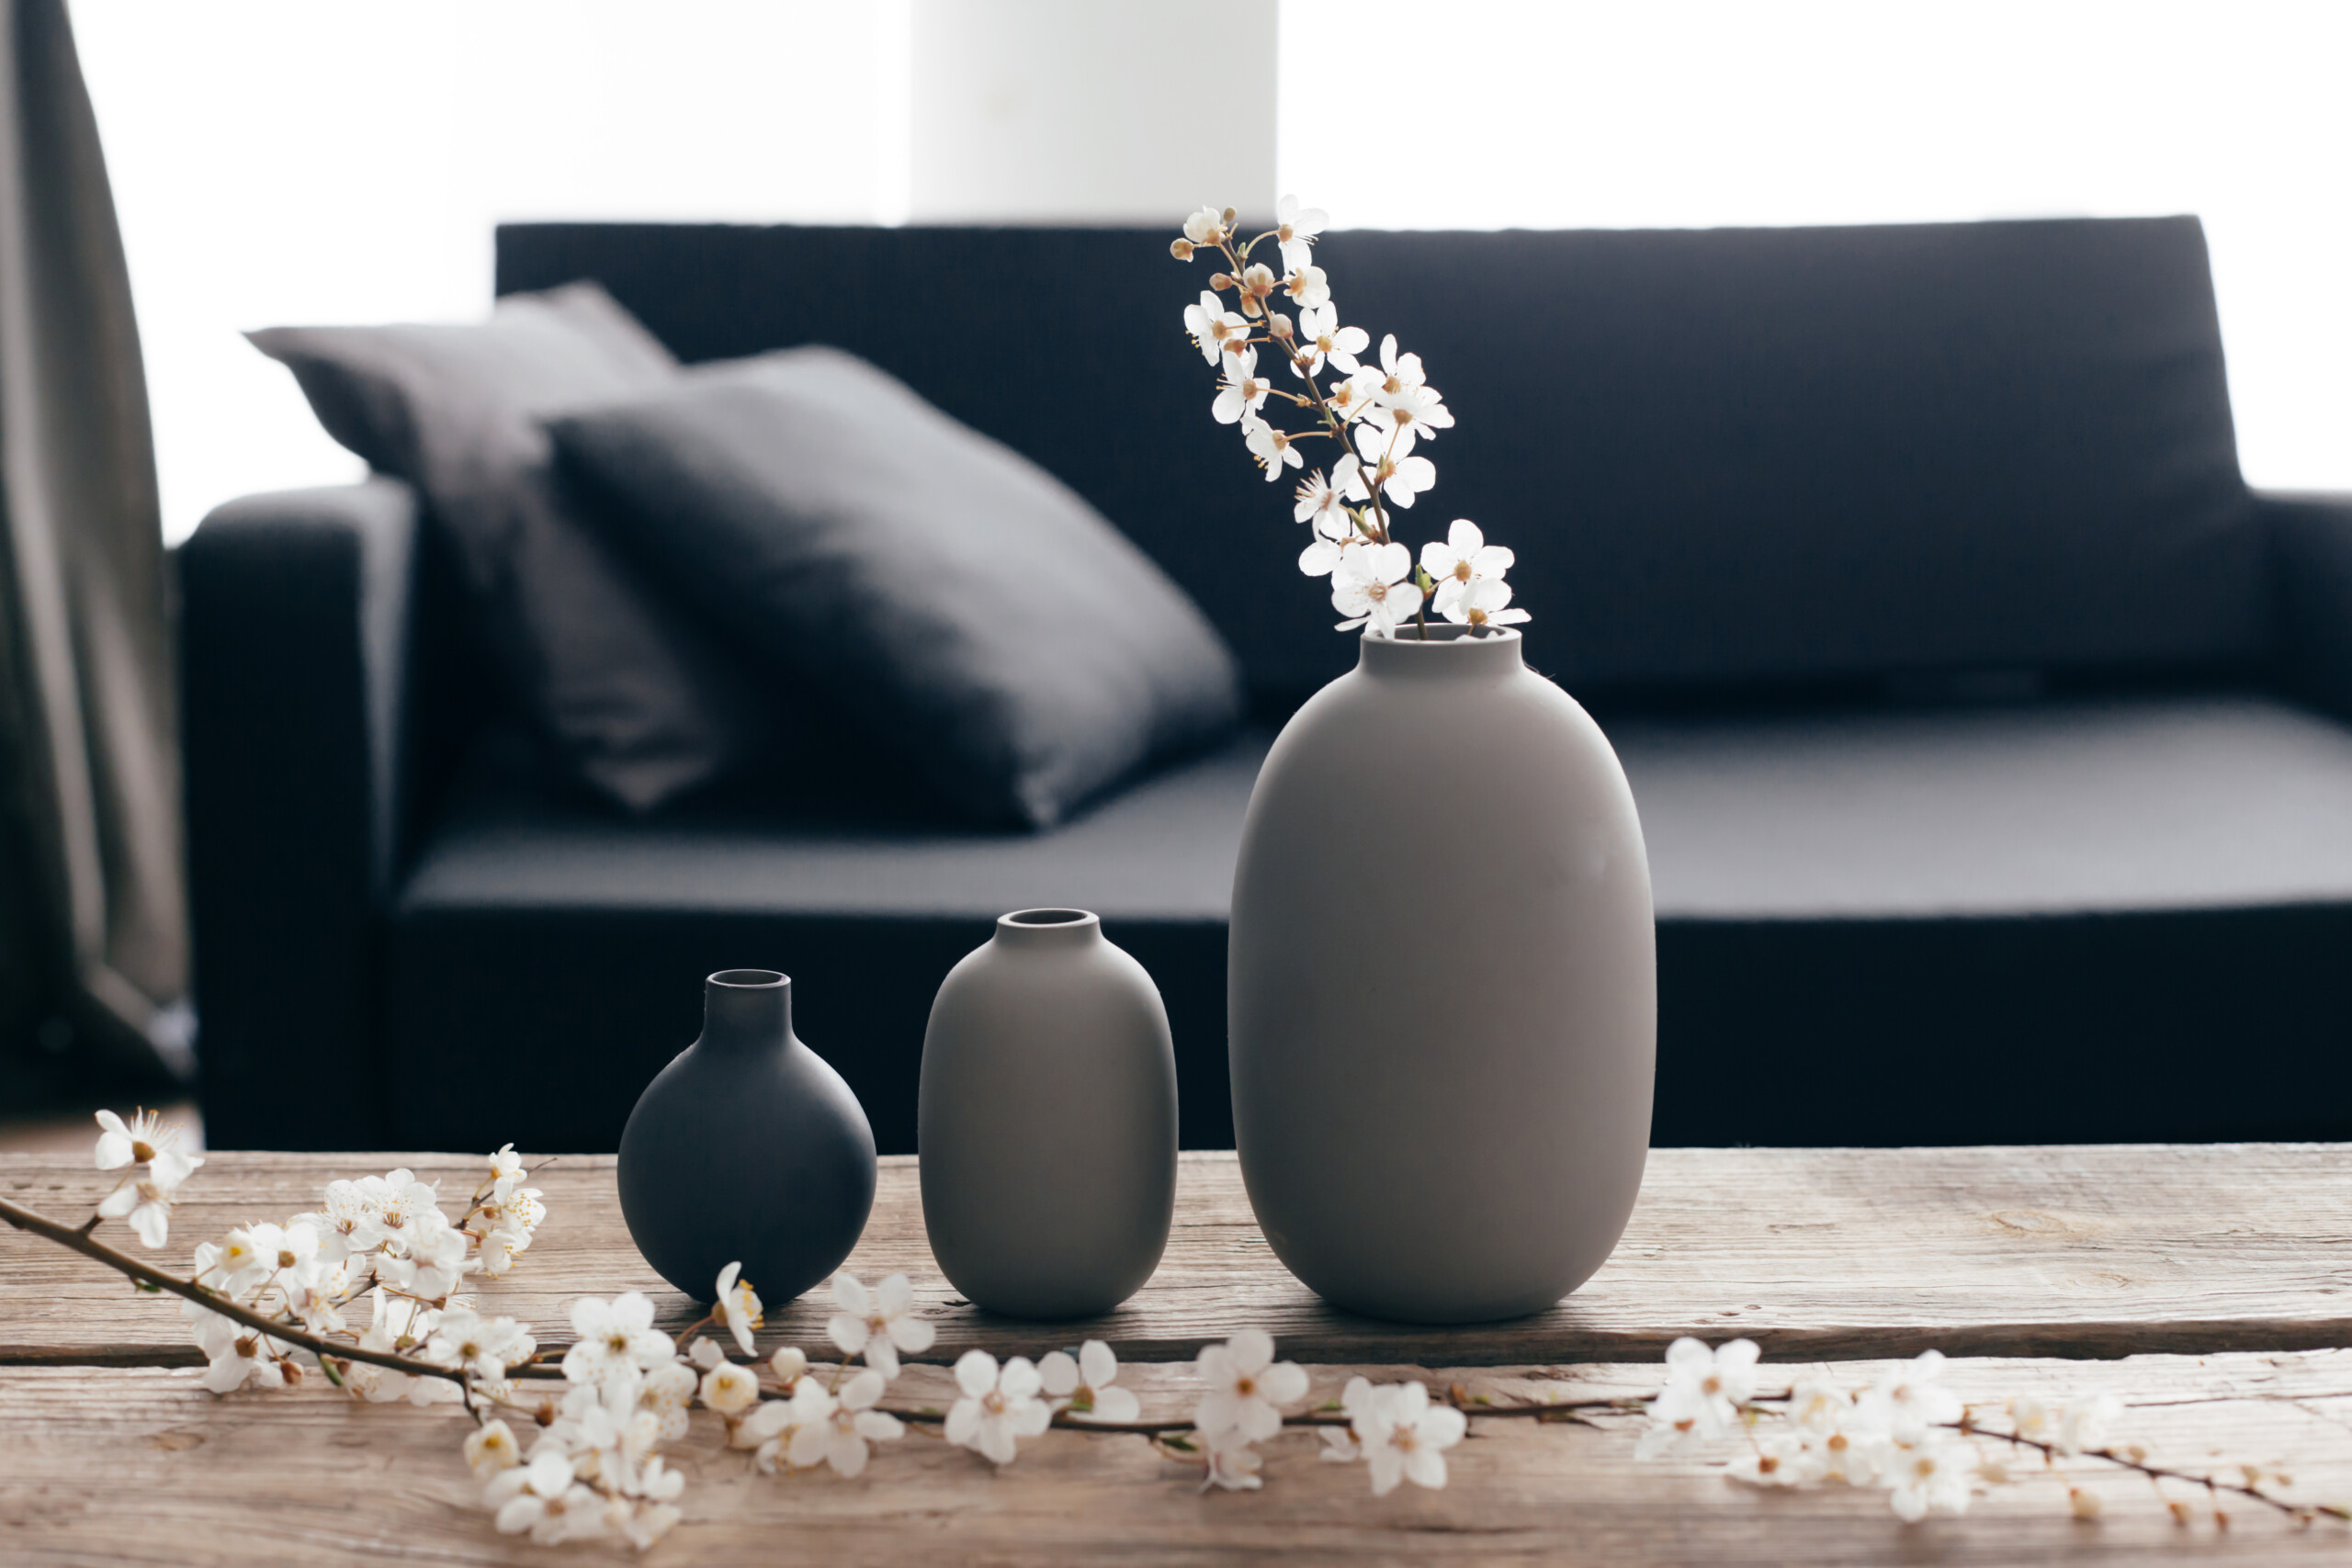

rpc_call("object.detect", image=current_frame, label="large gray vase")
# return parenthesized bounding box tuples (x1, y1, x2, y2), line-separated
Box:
(1229, 626, 1655, 1324)
(919, 909, 1177, 1318)
(619, 970, 876, 1303)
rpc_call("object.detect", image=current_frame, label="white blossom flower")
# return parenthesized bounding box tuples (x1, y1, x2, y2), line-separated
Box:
(1857, 1349, 1962, 1443)
(94, 1109, 200, 1192)
(1293, 304, 1367, 378)
(294, 1178, 374, 1265)
(622, 1359, 693, 1443)
(490, 1451, 603, 1545)
(2052, 1393, 2121, 1457)
(1181, 206, 1226, 248)
(346, 1168, 445, 1258)
(1324, 367, 1384, 427)
(713, 1261, 763, 1356)
(735, 1397, 799, 1468)
(563, 1293, 676, 1387)
(787, 1368, 905, 1476)
(1353, 1380, 1466, 1495)
(1243, 415, 1304, 481)
(1199, 1430, 1265, 1492)
(1331, 541, 1424, 637)
(827, 1271, 934, 1380)
(1785, 1376, 1883, 1482)
(1235, 262, 1278, 317)
(1448, 576, 1528, 629)
(607, 1496, 682, 1551)
(1348, 423, 1437, 509)
(201, 1222, 289, 1297)
(1039, 1339, 1140, 1424)
(1885, 1433, 1974, 1521)
(193, 1315, 288, 1394)
(1374, 380, 1453, 445)
(425, 1309, 536, 1385)
(98, 1171, 188, 1249)
(944, 1349, 1052, 1466)
(1727, 1430, 1823, 1488)
(1422, 519, 1511, 602)
(1182, 290, 1251, 366)
(698, 1361, 762, 1416)
(1193, 1329, 1307, 1443)
(1273, 193, 1327, 272)
(1372, 333, 1427, 396)
(687, 1337, 727, 1371)
(770, 1345, 808, 1386)
(1281, 264, 1330, 310)
(466, 1418, 523, 1481)
(478, 1227, 527, 1278)
(1212, 348, 1272, 425)
(1294, 466, 1347, 529)
(377, 1210, 469, 1301)
(1636, 1337, 1760, 1458)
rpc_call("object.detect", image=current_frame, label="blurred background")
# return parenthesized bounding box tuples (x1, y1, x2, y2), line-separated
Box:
(6, 0, 2348, 1152)
(69, 0, 2352, 548)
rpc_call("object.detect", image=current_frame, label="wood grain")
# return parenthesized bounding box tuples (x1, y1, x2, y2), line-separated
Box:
(6, 1145, 2351, 1370)
(4, 1351, 2349, 1565)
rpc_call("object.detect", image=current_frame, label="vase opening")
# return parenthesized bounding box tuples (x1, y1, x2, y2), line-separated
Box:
(996, 908, 1102, 946)
(710, 968, 786, 988)
(1006, 908, 1089, 925)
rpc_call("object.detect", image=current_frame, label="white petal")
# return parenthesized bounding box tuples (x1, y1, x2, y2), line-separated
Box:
(1088, 1386, 1142, 1424)
(955, 1349, 999, 1399)
(999, 1357, 1043, 1400)
(1259, 1361, 1309, 1406)
(94, 1130, 133, 1170)
(1038, 1350, 1079, 1397)
(876, 1272, 914, 1316)
(1080, 1340, 1118, 1390)
(130, 1201, 170, 1248)
(826, 1313, 869, 1355)
(1449, 518, 1483, 553)
(832, 1271, 870, 1317)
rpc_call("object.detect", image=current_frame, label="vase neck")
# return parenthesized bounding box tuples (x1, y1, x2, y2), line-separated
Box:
(699, 969, 792, 1053)
(1356, 625, 1524, 682)
(993, 908, 1102, 951)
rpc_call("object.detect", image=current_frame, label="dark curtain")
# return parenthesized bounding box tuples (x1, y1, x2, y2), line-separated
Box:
(0, 0, 188, 1091)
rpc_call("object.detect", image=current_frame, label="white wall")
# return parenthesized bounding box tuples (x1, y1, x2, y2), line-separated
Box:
(909, 0, 1273, 223)
(1279, 0, 2352, 492)
(71, 0, 909, 543)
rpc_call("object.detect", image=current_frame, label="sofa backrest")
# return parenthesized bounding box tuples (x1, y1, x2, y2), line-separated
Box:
(499, 217, 2262, 706)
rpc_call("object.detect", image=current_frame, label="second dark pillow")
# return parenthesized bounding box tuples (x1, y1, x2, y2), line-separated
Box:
(548, 347, 1243, 829)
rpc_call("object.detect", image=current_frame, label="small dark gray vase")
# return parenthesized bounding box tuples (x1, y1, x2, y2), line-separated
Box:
(618, 970, 876, 1303)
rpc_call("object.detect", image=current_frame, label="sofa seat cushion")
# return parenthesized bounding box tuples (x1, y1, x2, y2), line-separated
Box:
(1620, 694, 2352, 919)
(383, 694, 2352, 1156)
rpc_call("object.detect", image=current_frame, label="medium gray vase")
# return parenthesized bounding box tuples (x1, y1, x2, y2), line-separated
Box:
(1229, 626, 1656, 1324)
(618, 970, 876, 1303)
(919, 909, 1177, 1319)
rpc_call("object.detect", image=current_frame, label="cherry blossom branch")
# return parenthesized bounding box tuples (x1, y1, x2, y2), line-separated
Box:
(0, 1191, 469, 1388)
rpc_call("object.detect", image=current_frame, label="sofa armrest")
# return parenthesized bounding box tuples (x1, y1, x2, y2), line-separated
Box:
(2263, 490, 2352, 718)
(179, 479, 421, 1146)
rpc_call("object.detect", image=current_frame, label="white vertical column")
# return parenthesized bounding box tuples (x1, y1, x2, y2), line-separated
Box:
(908, 0, 1275, 224)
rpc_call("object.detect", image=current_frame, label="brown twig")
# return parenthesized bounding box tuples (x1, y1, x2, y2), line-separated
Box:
(0, 1192, 467, 1388)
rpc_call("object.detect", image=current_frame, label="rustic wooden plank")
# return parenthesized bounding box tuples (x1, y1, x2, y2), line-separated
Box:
(3, 1352, 2348, 1565)
(6, 1145, 2351, 1370)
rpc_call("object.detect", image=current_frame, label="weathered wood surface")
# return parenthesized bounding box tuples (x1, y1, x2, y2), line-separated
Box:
(6, 1145, 2351, 1369)
(5, 1352, 2349, 1565)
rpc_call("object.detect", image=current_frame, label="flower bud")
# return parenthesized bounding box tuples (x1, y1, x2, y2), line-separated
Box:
(1268, 314, 1294, 340)
(1209, 272, 1233, 291)
(771, 1345, 808, 1384)
(1170, 238, 1194, 261)
(1222, 206, 1237, 224)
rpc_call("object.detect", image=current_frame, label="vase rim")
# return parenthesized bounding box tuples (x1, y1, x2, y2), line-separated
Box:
(1356, 623, 1524, 676)
(708, 968, 787, 989)
(996, 908, 1102, 946)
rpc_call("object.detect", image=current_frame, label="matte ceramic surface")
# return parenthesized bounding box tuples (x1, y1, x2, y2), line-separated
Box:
(919, 909, 1178, 1319)
(1228, 627, 1656, 1324)
(618, 970, 876, 1303)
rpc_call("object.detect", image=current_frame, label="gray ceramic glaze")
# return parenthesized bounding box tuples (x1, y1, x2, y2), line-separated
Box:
(618, 970, 876, 1303)
(1229, 626, 1656, 1324)
(919, 909, 1177, 1319)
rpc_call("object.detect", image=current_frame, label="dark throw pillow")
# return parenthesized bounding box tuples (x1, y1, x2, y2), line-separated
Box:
(249, 283, 768, 812)
(548, 346, 1244, 829)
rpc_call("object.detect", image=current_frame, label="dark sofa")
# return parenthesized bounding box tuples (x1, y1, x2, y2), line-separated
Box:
(182, 216, 2352, 1155)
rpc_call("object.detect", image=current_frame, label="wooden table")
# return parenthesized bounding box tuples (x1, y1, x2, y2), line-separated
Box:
(5, 1145, 2349, 1563)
